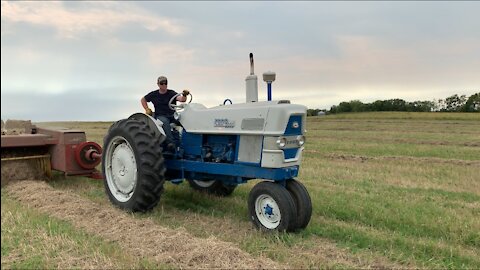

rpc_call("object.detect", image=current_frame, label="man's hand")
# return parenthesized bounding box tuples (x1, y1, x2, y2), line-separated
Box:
(182, 89, 190, 96)
(145, 108, 153, 116)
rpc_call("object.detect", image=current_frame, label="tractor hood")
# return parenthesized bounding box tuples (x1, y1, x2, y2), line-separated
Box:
(178, 100, 307, 135)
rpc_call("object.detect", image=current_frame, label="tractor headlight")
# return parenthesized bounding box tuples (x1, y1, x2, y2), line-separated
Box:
(297, 135, 305, 146)
(276, 137, 287, 148)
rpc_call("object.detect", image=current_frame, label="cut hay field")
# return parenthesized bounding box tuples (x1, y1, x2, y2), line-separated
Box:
(2, 112, 479, 269)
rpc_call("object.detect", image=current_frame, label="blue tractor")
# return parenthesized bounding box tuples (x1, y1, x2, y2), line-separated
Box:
(102, 54, 312, 232)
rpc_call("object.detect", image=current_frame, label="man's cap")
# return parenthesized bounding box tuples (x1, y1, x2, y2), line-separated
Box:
(157, 76, 168, 83)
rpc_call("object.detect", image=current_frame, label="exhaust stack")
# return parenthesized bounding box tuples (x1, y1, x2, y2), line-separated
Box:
(245, 53, 258, 103)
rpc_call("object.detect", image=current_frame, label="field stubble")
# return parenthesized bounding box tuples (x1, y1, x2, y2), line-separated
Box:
(2, 112, 479, 269)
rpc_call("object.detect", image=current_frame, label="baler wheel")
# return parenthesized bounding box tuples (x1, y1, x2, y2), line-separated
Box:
(102, 119, 166, 212)
(248, 181, 297, 232)
(286, 179, 312, 230)
(187, 179, 236, 196)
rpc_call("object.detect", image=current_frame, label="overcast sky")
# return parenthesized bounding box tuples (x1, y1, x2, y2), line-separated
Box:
(2, 1, 479, 121)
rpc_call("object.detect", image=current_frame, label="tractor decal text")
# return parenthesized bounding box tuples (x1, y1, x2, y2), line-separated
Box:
(214, 118, 235, 128)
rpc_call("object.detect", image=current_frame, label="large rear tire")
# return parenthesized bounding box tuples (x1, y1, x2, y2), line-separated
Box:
(286, 179, 312, 230)
(102, 119, 165, 212)
(187, 179, 236, 196)
(248, 181, 297, 232)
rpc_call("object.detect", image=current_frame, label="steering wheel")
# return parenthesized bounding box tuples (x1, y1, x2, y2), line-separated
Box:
(168, 92, 193, 111)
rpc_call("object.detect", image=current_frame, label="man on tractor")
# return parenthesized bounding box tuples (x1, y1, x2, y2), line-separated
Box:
(141, 75, 189, 151)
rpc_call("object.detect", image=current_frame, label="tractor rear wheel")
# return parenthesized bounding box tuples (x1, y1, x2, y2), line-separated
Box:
(248, 181, 297, 232)
(102, 119, 165, 212)
(187, 179, 237, 196)
(286, 179, 312, 230)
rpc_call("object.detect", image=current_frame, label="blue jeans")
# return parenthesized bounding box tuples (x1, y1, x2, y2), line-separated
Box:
(156, 115, 176, 145)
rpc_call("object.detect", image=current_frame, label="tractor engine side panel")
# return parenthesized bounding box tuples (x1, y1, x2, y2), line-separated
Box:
(236, 135, 263, 164)
(181, 131, 237, 163)
(181, 132, 202, 158)
(203, 135, 237, 163)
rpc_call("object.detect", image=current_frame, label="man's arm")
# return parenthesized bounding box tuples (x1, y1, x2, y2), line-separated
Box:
(141, 97, 149, 110)
(141, 97, 153, 115)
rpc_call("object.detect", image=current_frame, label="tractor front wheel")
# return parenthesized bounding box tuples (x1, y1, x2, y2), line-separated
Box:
(248, 181, 297, 232)
(102, 119, 165, 212)
(286, 179, 312, 230)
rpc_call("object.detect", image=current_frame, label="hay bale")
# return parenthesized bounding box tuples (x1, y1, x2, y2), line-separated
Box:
(1, 158, 49, 187)
(4, 119, 33, 135)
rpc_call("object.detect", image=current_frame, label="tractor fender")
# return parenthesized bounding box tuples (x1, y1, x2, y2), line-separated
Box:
(127, 113, 166, 144)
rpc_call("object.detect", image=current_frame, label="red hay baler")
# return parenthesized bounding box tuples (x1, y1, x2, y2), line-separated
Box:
(1, 120, 102, 185)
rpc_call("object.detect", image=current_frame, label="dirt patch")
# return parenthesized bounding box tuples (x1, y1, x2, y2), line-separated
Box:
(4, 181, 283, 269)
(308, 134, 480, 147)
(306, 151, 480, 166)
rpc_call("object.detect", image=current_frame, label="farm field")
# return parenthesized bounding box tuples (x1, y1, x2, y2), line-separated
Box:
(2, 112, 480, 269)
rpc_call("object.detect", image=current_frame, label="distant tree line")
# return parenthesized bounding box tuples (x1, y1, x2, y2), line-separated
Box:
(307, 92, 479, 116)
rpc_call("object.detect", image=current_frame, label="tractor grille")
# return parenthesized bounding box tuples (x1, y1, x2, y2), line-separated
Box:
(284, 115, 303, 136)
(282, 115, 303, 159)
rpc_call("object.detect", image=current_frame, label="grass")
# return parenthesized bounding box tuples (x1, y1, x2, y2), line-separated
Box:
(2, 111, 479, 269)
(1, 190, 170, 269)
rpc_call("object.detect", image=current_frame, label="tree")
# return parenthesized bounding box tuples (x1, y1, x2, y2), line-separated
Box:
(337, 101, 353, 113)
(330, 105, 338, 114)
(307, 109, 321, 116)
(350, 100, 366, 112)
(433, 99, 446, 112)
(464, 93, 480, 112)
(326, 93, 476, 114)
(371, 100, 385, 111)
(444, 94, 467, 112)
(406, 101, 434, 112)
(390, 99, 407, 111)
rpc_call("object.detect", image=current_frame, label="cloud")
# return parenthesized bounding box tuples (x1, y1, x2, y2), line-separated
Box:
(2, 1, 479, 120)
(1, 1, 186, 39)
(145, 43, 196, 66)
(1, 90, 139, 122)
